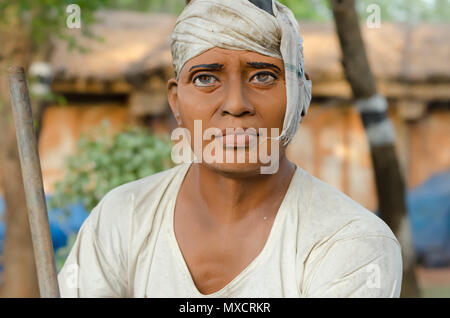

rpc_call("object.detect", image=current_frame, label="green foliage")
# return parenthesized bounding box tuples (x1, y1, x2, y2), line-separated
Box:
(1, 0, 446, 50)
(48, 120, 175, 213)
(279, 0, 331, 21)
(0, 0, 112, 50)
(108, 0, 186, 14)
(356, 0, 450, 24)
(279, 0, 449, 23)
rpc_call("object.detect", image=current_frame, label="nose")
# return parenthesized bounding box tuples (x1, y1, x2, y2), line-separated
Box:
(220, 77, 255, 117)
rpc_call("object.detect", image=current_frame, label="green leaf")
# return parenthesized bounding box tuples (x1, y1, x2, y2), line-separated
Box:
(50, 124, 174, 215)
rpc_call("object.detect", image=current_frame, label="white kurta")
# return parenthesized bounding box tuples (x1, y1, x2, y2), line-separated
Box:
(58, 162, 403, 297)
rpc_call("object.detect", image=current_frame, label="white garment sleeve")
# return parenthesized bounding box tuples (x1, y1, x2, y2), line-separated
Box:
(57, 194, 130, 297)
(303, 235, 403, 298)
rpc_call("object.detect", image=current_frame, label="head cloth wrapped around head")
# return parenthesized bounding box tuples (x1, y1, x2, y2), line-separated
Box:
(170, 0, 312, 145)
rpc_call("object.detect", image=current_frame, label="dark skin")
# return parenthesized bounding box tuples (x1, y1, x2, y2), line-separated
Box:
(167, 47, 297, 295)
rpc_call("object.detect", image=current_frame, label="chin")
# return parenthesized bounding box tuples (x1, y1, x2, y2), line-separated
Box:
(203, 162, 265, 178)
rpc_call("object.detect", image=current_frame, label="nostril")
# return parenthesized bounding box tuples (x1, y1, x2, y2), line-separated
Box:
(221, 109, 252, 117)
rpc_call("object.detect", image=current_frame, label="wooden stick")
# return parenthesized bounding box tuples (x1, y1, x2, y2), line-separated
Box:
(7, 66, 60, 298)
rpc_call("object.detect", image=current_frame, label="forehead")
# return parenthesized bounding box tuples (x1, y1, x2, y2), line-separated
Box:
(180, 47, 284, 76)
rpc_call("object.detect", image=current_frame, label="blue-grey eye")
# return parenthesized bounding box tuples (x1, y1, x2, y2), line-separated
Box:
(250, 72, 276, 84)
(193, 74, 217, 86)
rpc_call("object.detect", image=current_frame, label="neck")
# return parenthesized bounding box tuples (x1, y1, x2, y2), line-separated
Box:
(184, 156, 296, 224)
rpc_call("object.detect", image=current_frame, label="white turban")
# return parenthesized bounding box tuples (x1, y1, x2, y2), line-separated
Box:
(171, 0, 312, 145)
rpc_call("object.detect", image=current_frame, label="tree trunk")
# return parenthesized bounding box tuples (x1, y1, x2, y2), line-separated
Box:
(0, 12, 40, 297)
(330, 0, 420, 297)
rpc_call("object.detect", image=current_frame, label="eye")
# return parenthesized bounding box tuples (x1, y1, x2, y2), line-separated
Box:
(193, 74, 218, 87)
(250, 71, 277, 84)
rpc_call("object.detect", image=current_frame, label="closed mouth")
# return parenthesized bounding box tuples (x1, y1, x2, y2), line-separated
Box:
(214, 128, 259, 148)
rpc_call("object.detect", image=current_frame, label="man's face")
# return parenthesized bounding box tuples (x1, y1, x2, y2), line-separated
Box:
(168, 47, 287, 176)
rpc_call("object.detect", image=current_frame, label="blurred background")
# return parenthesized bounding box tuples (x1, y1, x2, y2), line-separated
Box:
(0, 0, 448, 297)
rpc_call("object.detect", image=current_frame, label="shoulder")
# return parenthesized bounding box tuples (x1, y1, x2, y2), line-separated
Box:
(105, 164, 188, 200)
(296, 169, 401, 268)
(99, 164, 187, 210)
(293, 168, 403, 297)
(85, 164, 189, 238)
(294, 167, 400, 251)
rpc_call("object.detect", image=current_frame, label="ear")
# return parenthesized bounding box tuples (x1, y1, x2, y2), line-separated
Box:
(305, 72, 311, 81)
(167, 78, 182, 126)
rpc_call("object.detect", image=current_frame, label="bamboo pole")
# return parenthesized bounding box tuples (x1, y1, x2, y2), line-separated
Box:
(7, 66, 60, 298)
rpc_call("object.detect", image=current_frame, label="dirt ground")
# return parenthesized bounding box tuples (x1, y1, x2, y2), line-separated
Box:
(416, 265, 450, 297)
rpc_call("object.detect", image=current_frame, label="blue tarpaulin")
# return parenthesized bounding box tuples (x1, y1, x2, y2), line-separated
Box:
(406, 170, 450, 267)
(0, 195, 89, 273)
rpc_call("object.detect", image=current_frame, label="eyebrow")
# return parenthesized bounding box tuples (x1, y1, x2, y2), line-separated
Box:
(189, 63, 224, 72)
(187, 62, 282, 73)
(246, 62, 281, 72)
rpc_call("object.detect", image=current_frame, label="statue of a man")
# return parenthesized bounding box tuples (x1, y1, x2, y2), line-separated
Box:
(58, 0, 402, 297)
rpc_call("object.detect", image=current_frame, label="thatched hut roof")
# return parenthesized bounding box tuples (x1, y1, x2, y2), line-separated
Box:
(50, 11, 176, 93)
(303, 22, 450, 82)
(50, 10, 450, 99)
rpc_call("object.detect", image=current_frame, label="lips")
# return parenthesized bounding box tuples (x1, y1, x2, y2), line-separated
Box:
(215, 128, 259, 148)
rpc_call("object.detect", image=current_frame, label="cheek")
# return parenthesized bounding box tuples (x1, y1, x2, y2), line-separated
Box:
(178, 85, 205, 120)
(248, 84, 286, 128)
(177, 84, 220, 132)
